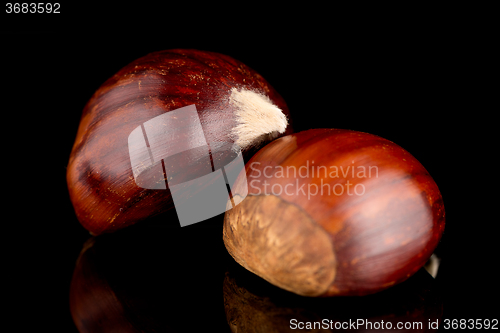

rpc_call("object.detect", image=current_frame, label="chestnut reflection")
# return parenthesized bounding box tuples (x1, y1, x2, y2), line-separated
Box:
(223, 259, 443, 332)
(69, 217, 230, 333)
(69, 211, 443, 332)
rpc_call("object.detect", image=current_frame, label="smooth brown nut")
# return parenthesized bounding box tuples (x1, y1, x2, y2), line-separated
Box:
(223, 128, 445, 296)
(67, 49, 292, 235)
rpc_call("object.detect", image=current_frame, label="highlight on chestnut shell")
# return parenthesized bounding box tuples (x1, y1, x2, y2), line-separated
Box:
(223, 128, 445, 297)
(66, 49, 292, 235)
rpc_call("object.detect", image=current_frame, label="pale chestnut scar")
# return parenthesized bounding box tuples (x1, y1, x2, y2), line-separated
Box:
(229, 88, 288, 150)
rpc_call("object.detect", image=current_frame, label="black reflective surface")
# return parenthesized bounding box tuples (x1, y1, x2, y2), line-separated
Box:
(70, 217, 230, 332)
(67, 209, 444, 332)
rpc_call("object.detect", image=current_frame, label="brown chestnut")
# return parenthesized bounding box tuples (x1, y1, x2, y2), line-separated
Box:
(223, 128, 445, 297)
(67, 49, 292, 235)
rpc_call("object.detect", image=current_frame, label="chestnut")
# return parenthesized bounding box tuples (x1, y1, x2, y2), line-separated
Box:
(67, 49, 292, 235)
(223, 128, 445, 297)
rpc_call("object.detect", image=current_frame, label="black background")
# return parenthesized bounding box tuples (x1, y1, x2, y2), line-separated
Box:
(2, 8, 497, 332)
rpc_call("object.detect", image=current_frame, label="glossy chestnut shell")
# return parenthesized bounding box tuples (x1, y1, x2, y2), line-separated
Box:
(67, 49, 291, 235)
(223, 128, 445, 296)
